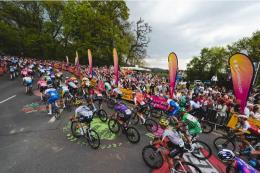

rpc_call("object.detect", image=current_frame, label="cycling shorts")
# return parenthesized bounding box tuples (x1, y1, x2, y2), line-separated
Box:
(25, 80, 33, 87)
(47, 95, 59, 104)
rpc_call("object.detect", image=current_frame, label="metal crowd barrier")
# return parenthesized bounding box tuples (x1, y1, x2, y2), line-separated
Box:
(204, 108, 232, 130)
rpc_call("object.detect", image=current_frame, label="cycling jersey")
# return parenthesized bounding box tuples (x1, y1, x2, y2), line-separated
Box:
(23, 77, 33, 86)
(9, 66, 14, 72)
(181, 113, 202, 136)
(242, 121, 260, 135)
(61, 85, 69, 97)
(179, 96, 187, 107)
(45, 88, 59, 104)
(75, 105, 93, 121)
(68, 82, 77, 89)
(105, 82, 112, 91)
(167, 99, 180, 117)
(134, 92, 145, 106)
(162, 129, 184, 147)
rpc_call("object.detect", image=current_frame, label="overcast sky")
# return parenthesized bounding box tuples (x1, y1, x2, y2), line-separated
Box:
(126, 0, 260, 70)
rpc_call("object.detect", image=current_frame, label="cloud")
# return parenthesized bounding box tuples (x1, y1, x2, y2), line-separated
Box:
(127, 0, 260, 69)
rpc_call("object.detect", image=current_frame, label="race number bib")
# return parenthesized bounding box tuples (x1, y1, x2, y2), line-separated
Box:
(187, 115, 197, 123)
(125, 109, 132, 115)
(82, 111, 93, 118)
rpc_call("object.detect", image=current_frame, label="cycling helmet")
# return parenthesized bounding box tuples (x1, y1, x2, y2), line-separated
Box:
(179, 107, 186, 113)
(159, 118, 169, 128)
(217, 149, 235, 162)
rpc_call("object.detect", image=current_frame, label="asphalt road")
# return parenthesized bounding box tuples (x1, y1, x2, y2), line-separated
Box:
(0, 73, 224, 173)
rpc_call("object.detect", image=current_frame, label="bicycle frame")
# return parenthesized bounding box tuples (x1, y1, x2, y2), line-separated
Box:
(151, 141, 191, 173)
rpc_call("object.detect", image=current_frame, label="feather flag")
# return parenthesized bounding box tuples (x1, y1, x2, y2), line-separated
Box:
(113, 48, 119, 86)
(168, 52, 178, 99)
(229, 53, 255, 113)
(88, 49, 93, 76)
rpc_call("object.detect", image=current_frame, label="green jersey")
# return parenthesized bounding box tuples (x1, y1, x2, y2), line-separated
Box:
(181, 113, 202, 135)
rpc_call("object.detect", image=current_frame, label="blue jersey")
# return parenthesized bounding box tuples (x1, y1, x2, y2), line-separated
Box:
(168, 99, 180, 116)
(45, 88, 59, 98)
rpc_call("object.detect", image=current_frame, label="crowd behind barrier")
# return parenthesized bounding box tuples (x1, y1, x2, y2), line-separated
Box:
(1, 56, 260, 130)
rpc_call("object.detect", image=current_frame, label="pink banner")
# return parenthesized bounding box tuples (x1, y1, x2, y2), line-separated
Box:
(229, 53, 254, 113)
(168, 52, 178, 98)
(150, 95, 168, 111)
(88, 49, 92, 77)
(113, 48, 119, 86)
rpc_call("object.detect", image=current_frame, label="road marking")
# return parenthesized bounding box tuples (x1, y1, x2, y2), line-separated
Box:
(0, 95, 16, 104)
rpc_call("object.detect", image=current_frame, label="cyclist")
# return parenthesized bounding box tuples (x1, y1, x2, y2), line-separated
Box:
(38, 78, 47, 101)
(23, 74, 33, 94)
(60, 84, 71, 108)
(133, 91, 147, 124)
(235, 115, 260, 150)
(80, 77, 90, 98)
(44, 84, 60, 115)
(74, 105, 94, 134)
(178, 108, 202, 150)
(104, 80, 112, 97)
(166, 98, 180, 123)
(218, 149, 259, 172)
(159, 118, 185, 158)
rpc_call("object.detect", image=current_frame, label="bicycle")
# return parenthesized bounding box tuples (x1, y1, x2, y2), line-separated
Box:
(70, 116, 100, 149)
(142, 138, 202, 172)
(131, 105, 158, 133)
(213, 128, 260, 152)
(217, 149, 260, 173)
(91, 96, 108, 122)
(108, 102, 140, 143)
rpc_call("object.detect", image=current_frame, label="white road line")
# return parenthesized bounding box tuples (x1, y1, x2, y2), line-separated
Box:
(0, 95, 16, 104)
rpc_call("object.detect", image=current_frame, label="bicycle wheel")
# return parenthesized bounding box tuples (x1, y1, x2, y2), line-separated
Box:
(201, 120, 213, 134)
(131, 113, 139, 125)
(107, 99, 114, 109)
(191, 140, 212, 160)
(108, 119, 120, 133)
(213, 136, 236, 151)
(71, 121, 81, 138)
(86, 129, 100, 149)
(145, 118, 158, 132)
(126, 127, 140, 144)
(174, 161, 202, 173)
(142, 145, 163, 169)
(97, 109, 108, 122)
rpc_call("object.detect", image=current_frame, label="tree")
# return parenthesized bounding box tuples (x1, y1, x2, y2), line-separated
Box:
(126, 18, 152, 65)
(0, 1, 151, 66)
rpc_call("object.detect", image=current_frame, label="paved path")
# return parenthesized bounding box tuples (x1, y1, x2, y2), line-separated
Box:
(0, 74, 225, 173)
